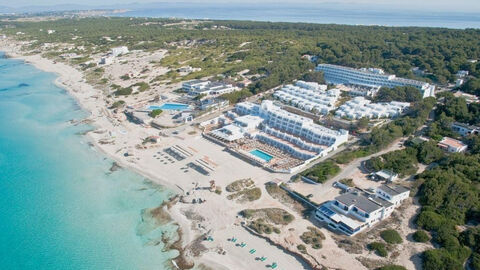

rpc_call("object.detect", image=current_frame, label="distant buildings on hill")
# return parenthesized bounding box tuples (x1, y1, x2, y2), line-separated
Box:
(316, 64, 435, 98)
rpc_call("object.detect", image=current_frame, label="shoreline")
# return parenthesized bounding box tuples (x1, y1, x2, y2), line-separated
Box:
(0, 44, 319, 270)
(0, 46, 184, 195)
(0, 45, 197, 268)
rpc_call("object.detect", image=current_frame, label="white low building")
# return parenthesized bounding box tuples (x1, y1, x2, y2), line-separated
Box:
(437, 137, 468, 153)
(183, 79, 210, 94)
(315, 184, 409, 236)
(111, 46, 129, 57)
(273, 83, 340, 115)
(183, 80, 237, 96)
(376, 184, 410, 206)
(294, 80, 328, 91)
(335, 97, 410, 119)
(451, 122, 480, 137)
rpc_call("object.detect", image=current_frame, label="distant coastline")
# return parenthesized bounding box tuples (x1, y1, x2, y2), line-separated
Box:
(111, 5, 480, 29)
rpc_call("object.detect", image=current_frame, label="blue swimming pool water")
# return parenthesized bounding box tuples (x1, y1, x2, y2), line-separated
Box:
(149, 103, 189, 111)
(250, 149, 274, 162)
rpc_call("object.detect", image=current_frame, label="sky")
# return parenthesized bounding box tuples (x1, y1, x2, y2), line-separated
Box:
(0, 0, 479, 13)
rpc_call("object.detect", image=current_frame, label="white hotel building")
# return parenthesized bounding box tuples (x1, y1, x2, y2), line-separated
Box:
(316, 64, 435, 98)
(315, 184, 409, 236)
(234, 100, 349, 160)
(273, 81, 341, 115)
(336, 97, 410, 119)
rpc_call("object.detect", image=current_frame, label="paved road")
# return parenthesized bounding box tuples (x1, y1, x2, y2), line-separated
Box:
(295, 136, 406, 199)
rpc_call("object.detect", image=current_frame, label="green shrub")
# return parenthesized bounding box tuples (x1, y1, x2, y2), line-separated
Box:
(149, 109, 163, 118)
(368, 242, 388, 257)
(133, 81, 150, 92)
(114, 87, 132, 96)
(110, 100, 125, 109)
(413, 230, 430, 243)
(297, 244, 307, 253)
(300, 227, 325, 249)
(381, 229, 403, 244)
(423, 249, 463, 270)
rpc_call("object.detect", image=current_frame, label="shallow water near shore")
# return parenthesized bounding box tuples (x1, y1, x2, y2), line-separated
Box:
(0, 53, 179, 269)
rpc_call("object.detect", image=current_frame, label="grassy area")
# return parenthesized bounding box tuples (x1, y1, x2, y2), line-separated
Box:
(300, 160, 340, 184)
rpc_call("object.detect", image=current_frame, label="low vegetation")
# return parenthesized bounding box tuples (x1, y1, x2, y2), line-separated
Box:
(300, 226, 325, 249)
(241, 208, 294, 225)
(300, 160, 340, 183)
(114, 87, 133, 96)
(297, 244, 307, 253)
(368, 242, 388, 257)
(226, 179, 261, 202)
(227, 187, 262, 202)
(149, 109, 163, 118)
(376, 265, 407, 270)
(265, 182, 307, 214)
(339, 178, 354, 187)
(413, 230, 430, 243)
(226, 178, 254, 192)
(248, 219, 281, 234)
(132, 81, 150, 92)
(110, 100, 125, 109)
(380, 229, 403, 244)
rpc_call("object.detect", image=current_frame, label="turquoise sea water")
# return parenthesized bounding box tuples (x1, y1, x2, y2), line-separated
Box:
(0, 53, 179, 269)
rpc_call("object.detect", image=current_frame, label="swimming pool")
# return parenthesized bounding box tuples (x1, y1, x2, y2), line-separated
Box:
(149, 103, 189, 111)
(250, 149, 274, 162)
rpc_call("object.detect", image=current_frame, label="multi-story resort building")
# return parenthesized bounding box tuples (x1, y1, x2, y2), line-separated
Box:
(451, 122, 480, 137)
(335, 97, 410, 120)
(316, 64, 435, 98)
(182, 80, 237, 96)
(315, 184, 409, 236)
(204, 100, 348, 173)
(273, 81, 341, 115)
